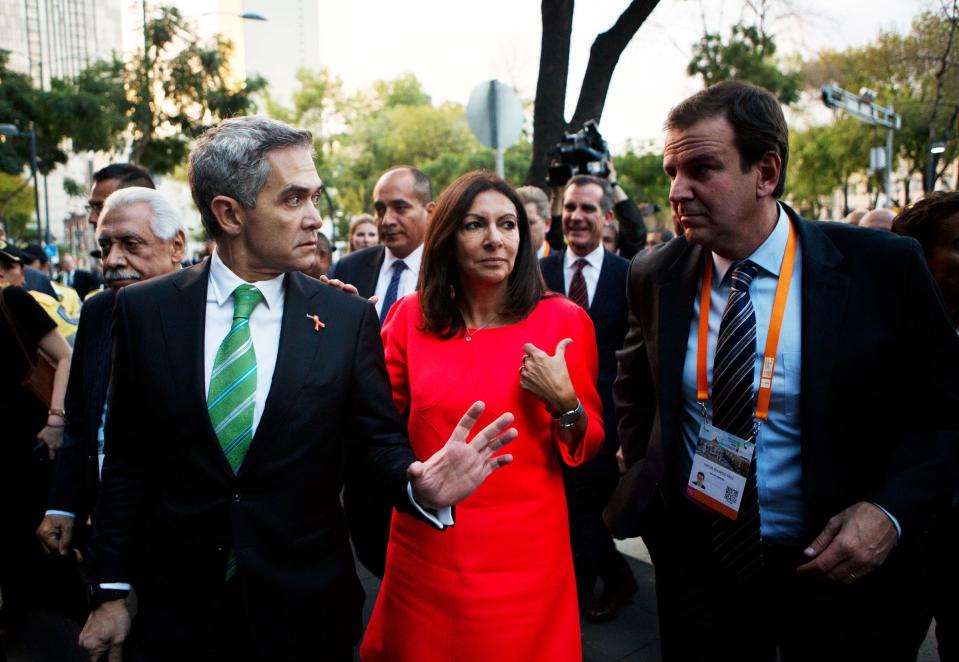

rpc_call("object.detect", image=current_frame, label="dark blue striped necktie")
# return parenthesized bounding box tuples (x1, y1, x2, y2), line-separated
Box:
(710, 260, 763, 580)
(380, 260, 407, 323)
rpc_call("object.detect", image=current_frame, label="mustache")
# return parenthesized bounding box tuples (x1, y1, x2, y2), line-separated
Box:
(104, 268, 142, 281)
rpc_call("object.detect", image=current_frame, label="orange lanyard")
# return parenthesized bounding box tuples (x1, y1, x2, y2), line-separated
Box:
(696, 220, 797, 422)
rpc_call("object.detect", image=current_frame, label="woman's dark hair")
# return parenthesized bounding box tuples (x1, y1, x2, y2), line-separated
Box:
(420, 171, 546, 337)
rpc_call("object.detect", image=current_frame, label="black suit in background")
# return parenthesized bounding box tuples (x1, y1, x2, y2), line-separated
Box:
(540, 248, 635, 611)
(88, 262, 424, 660)
(606, 206, 959, 660)
(329, 244, 385, 299)
(329, 243, 412, 578)
(60, 269, 101, 300)
(48, 289, 115, 534)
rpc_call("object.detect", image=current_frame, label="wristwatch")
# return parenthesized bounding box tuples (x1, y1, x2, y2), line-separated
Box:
(552, 400, 585, 428)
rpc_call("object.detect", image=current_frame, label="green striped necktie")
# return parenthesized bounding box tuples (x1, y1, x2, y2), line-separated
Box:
(208, 283, 264, 580)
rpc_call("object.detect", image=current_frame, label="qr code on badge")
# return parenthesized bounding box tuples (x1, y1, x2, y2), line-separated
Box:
(724, 486, 739, 504)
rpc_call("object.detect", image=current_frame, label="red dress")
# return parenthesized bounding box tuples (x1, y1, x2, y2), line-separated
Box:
(361, 293, 604, 662)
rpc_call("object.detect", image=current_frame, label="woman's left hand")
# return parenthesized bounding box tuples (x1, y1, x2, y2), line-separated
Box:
(519, 339, 578, 414)
(37, 425, 64, 460)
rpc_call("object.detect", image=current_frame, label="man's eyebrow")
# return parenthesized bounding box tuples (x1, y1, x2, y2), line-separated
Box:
(683, 153, 724, 168)
(277, 184, 312, 199)
(104, 232, 147, 243)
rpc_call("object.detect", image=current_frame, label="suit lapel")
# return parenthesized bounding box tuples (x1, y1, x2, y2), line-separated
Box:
(541, 251, 565, 294)
(793, 215, 849, 462)
(241, 272, 325, 474)
(361, 247, 385, 298)
(657, 241, 702, 453)
(158, 261, 233, 475)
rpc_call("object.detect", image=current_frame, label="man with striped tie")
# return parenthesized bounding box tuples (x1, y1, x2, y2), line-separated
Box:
(605, 81, 959, 660)
(78, 117, 516, 662)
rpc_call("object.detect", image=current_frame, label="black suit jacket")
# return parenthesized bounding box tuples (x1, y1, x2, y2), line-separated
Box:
(63, 269, 100, 300)
(540, 248, 630, 457)
(87, 262, 421, 657)
(329, 245, 386, 299)
(605, 205, 959, 543)
(48, 289, 115, 525)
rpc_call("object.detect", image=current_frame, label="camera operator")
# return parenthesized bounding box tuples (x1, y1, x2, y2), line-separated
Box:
(547, 158, 647, 260)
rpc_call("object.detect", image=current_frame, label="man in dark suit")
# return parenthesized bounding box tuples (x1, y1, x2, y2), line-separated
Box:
(77, 117, 515, 662)
(605, 81, 959, 660)
(37, 187, 186, 557)
(540, 174, 637, 622)
(329, 165, 434, 577)
(57, 253, 101, 300)
(329, 166, 433, 309)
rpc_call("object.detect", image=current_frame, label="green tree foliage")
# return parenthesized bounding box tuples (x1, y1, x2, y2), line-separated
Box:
(804, 7, 959, 200)
(0, 172, 36, 238)
(688, 23, 801, 104)
(269, 70, 532, 239)
(787, 118, 874, 216)
(612, 144, 670, 212)
(129, 6, 267, 175)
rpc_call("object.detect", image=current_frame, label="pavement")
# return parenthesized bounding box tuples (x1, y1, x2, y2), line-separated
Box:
(2, 538, 941, 661)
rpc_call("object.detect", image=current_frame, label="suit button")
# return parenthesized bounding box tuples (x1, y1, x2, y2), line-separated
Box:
(232, 493, 241, 503)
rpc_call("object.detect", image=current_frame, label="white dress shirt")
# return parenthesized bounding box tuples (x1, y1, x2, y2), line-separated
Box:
(563, 243, 605, 307)
(205, 251, 286, 435)
(373, 244, 423, 318)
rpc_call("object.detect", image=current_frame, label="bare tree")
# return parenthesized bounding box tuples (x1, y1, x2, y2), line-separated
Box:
(528, 0, 660, 187)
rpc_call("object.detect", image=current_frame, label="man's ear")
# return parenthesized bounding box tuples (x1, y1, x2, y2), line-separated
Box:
(169, 230, 187, 264)
(210, 195, 245, 237)
(425, 200, 437, 218)
(756, 151, 782, 198)
(544, 216, 552, 231)
(604, 208, 615, 223)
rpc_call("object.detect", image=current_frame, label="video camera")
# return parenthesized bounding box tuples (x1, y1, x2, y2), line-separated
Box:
(546, 119, 611, 187)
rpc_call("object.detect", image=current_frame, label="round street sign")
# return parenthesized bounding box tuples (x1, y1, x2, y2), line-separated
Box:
(466, 80, 524, 151)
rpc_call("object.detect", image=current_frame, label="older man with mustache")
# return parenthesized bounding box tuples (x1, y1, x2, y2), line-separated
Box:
(38, 187, 185, 559)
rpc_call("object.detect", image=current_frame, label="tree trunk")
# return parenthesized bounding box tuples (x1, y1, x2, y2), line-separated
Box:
(527, 0, 575, 188)
(568, 0, 660, 129)
(527, 0, 659, 188)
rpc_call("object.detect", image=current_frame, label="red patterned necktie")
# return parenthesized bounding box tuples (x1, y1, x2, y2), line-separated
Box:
(568, 258, 589, 309)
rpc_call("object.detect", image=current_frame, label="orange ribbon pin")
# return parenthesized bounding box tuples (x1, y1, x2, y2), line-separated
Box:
(306, 314, 325, 331)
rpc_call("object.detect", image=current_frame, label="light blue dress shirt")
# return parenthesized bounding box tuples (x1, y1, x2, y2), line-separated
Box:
(679, 205, 805, 544)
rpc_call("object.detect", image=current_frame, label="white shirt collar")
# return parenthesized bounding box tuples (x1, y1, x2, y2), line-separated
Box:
(208, 250, 285, 309)
(382, 243, 423, 276)
(564, 243, 605, 271)
(713, 203, 790, 283)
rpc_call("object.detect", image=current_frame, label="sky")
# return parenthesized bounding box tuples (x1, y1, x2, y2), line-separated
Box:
(141, 0, 937, 152)
(310, 0, 934, 152)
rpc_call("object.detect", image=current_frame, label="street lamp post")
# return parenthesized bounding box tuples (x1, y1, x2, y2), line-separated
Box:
(0, 123, 42, 242)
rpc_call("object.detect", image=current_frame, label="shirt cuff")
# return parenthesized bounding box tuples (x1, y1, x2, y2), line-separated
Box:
(45, 510, 75, 518)
(98, 582, 132, 590)
(406, 482, 454, 529)
(870, 502, 902, 539)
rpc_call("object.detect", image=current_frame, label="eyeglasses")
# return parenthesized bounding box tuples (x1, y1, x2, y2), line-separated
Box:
(85, 201, 105, 214)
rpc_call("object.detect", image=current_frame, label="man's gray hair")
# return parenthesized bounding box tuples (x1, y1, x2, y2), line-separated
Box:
(516, 186, 550, 221)
(189, 116, 314, 238)
(101, 187, 185, 242)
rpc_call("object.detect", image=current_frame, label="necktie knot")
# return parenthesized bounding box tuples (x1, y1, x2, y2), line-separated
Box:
(730, 260, 759, 293)
(232, 284, 264, 321)
(392, 260, 408, 274)
(574, 258, 588, 271)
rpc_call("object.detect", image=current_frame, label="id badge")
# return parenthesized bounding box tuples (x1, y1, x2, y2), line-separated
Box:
(687, 422, 755, 520)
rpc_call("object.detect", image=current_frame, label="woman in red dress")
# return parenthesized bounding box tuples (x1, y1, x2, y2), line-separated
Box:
(361, 172, 604, 661)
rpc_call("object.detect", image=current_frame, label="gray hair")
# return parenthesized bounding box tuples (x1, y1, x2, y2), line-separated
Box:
(189, 116, 314, 238)
(101, 187, 185, 241)
(516, 186, 550, 221)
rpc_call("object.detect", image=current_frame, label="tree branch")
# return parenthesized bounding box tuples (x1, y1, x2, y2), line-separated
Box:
(568, 0, 660, 130)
